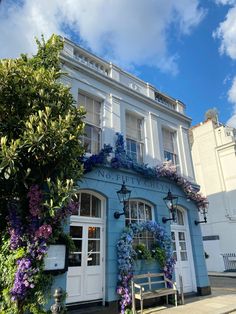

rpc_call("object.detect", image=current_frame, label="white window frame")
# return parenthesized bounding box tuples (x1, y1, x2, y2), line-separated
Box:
(162, 127, 178, 165)
(125, 112, 144, 163)
(78, 92, 102, 155)
(125, 199, 154, 249)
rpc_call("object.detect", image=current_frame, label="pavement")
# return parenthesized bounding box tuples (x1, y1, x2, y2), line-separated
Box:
(140, 272, 236, 314)
(68, 272, 236, 314)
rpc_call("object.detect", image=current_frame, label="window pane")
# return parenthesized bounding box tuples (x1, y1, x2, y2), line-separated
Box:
(138, 202, 145, 220)
(131, 202, 137, 219)
(178, 232, 185, 241)
(171, 232, 175, 241)
(180, 242, 187, 251)
(180, 252, 188, 261)
(87, 253, 100, 266)
(80, 193, 91, 216)
(88, 240, 100, 252)
(145, 205, 152, 220)
(69, 253, 81, 267)
(173, 252, 177, 261)
(162, 129, 174, 153)
(78, 94, 86, 107)
(74, 240, 82, 252)
(88, 227, 100, 239)
(70, 226, 83, 238)
(177, 209, 184, 225)
(91, 127, 100, 154)
(92, 195, 101, 217)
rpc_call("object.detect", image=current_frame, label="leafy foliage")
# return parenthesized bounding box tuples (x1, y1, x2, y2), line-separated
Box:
(0, 34, 85, 313)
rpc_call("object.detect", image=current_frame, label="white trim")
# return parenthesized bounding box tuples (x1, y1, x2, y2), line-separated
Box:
(67, 190, 106, 305)
(171, 206, 197, 293)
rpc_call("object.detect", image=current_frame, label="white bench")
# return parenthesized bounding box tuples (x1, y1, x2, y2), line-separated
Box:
(131, 272, 177, 314)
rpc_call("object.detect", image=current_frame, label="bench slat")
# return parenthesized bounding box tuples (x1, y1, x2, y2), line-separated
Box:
(131, 272, 177, 312)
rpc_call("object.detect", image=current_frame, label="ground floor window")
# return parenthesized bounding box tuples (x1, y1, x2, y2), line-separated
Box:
(125, 200, 154, 249)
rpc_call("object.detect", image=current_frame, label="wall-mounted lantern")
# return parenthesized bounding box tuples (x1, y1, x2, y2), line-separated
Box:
(162, 190, 178, 223)
(114, 181, 131, 219)
(195, 202, 209, 225)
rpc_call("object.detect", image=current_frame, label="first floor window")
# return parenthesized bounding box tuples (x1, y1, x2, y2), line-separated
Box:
(162, 128, 178, 165)
(125, 200, 154, 249)
(126, 112, 144, 163)
(78, 92, 101, 154)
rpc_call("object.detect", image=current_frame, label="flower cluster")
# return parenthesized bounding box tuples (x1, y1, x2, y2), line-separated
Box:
(27, 185, 43, 217)
(8, 182, 78, 305)
(35, 224, 52, 239)
(84, 133, 208, 210)
(117, 221, 175, 313)
(11, 258, 37, 301)
(8, 185, 52, 304)
(7, 202, 23, 250)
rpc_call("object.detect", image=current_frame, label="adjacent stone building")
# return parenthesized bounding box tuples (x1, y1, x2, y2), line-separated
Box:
(191, 117, 236, 272)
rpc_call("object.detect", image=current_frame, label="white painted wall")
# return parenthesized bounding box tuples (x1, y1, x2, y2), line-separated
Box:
(61, 38, 196, 182)
(191, 119, 236, 272)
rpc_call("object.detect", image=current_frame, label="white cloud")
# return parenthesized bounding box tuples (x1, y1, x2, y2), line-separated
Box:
(228, 76, 236, 103)
(215, 0, 236, 5)
(213, 5, 236, 59)
(227, 76, 236, 127)
(213, 1, 236, 126)
(0, 0, 205, 74)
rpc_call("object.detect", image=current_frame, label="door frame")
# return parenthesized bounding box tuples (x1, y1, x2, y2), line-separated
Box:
(66, 190, 106, 305)
(171, 206, 197, 293)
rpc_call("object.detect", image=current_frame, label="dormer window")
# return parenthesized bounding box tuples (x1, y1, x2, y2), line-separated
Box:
(125, 112, 144, 163)
(78, 93, 101, 154)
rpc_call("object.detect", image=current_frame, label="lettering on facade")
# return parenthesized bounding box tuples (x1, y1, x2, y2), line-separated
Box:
(96, 169, 169, 192)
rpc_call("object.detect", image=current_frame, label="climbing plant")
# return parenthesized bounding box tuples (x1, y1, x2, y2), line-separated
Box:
(0, 35, 85, 313)
(116, 221, 175, 314)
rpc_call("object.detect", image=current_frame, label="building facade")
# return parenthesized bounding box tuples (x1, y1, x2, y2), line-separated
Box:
(191, 118, 236, 272)
(53, 38, 210, 312)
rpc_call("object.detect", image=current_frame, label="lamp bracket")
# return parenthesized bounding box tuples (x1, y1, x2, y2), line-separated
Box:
(194, 218, 207, 225)
(162, 217, 175, 224)
(114, 211, 125, 219)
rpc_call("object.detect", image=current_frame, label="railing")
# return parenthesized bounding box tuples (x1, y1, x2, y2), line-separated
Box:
(63, 40, 185, 114)
(222, 253, 236, 272)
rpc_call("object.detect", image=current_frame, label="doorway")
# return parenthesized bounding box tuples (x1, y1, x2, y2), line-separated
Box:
(66, 191, 105, 304)
(171, 207, 196, 293)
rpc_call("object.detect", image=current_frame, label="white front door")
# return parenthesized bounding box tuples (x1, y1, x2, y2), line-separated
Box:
(66, 223, 104, 303)
(171, 208, 196, 293)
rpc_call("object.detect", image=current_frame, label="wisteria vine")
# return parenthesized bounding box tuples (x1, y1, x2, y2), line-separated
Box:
(83, 133, 208, 210)
(116, 221, 175, 313)
(7, 184, 76, 304)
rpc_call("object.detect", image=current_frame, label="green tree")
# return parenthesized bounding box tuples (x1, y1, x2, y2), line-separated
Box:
(0, 35, 85, 313)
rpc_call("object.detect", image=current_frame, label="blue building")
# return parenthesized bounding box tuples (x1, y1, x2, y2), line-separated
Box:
(53, 38, 210, 312)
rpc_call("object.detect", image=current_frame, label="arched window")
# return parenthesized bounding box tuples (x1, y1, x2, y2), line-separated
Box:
(72, 192, 101, 218)
(125, 200, 154, 249)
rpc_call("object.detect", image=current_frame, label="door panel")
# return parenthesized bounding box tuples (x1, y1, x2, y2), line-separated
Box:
(171, 228, 196, 293)
(66, 223, 104, 304)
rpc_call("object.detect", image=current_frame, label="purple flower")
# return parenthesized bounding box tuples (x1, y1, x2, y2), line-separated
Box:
(35, 224, 52, 239)
(27, 185, 43, 217)
(11, 257, 37, 301)
(7, 202, 23, 250)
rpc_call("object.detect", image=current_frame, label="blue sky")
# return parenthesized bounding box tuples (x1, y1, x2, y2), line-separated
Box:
(1, 0, 236, 127)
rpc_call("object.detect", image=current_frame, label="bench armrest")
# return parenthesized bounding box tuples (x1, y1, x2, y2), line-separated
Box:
(131, 281, 145, 298)
(133, 282, 145, 292)
(165, 278, 177, 290)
